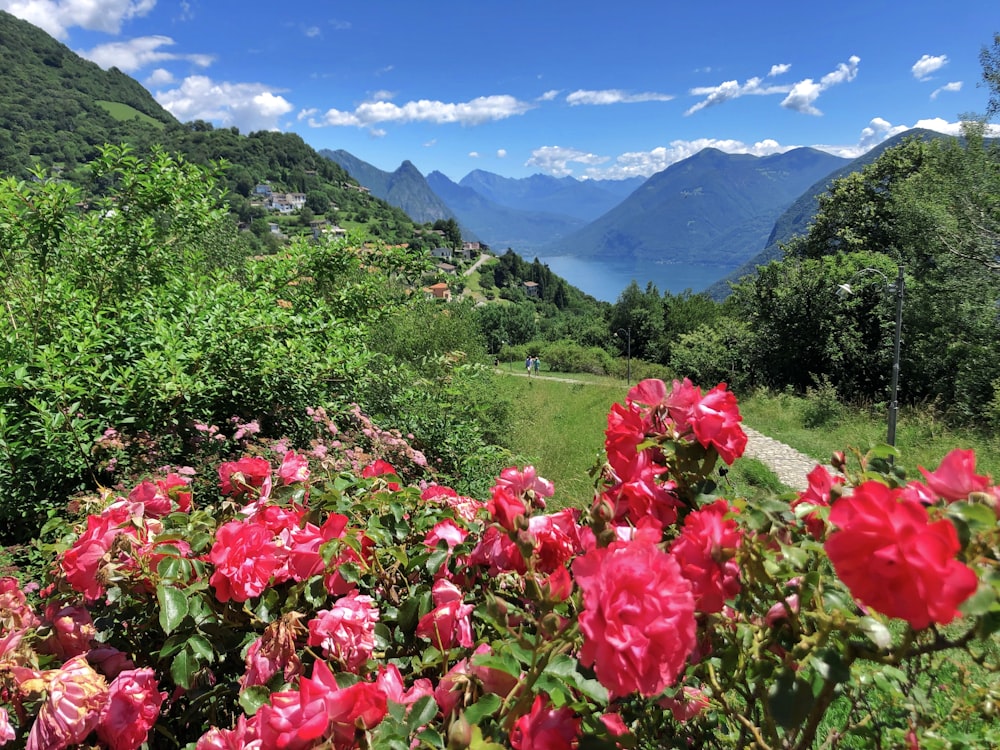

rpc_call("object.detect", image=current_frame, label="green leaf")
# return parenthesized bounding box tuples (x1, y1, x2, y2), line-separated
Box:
(960, 582, 999, 617)
(186, 633, 215, 663)
(767, 670, 814, 729)
(470, 652, 523, 679)
(170, 646, 197, 690)
(810, 649, 851, 684)
(157, 584, 188, 635)
(462, 694, 502, 725)
(239, 685, 271, 716)
(947, 501, 998, 535)
(405, 695, 439, 732)
(858, 616, 892, 650)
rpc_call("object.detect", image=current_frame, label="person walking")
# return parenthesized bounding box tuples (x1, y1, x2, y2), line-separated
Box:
(533, 356, 540, 376)
(525, 355, 532, 376)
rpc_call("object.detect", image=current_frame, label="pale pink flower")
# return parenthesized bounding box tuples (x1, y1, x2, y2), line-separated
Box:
(22, 655, 108, 750)
(96, 668, 166, 750)
(307, 593, 379, 672)
(278, 451, 311, 485)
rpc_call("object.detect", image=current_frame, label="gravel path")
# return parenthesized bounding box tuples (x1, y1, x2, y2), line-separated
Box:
(741, 427, 829, 492)
(497, 369, 828, 492)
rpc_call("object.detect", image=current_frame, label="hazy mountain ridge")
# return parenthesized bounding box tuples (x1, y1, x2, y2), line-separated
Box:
(320, 149, 460, 227)
(703, 128, 950, 299)
(540, 147, 851, 267)
(458, 169, 644, 221)
(426, 171, 586, 251)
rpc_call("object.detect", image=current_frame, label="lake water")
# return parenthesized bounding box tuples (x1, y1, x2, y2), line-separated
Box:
(535, 255, 730, 302)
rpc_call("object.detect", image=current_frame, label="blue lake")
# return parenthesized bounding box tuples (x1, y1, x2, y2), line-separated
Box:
(535, 255, 730, 302)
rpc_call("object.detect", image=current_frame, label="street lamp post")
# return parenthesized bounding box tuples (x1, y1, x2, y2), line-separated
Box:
(615, 327, 632, 384)
(837, 265, 905, 446)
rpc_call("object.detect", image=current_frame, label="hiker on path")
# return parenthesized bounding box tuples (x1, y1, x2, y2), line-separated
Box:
(525, 356, 532, 376)
(533, 356, 540, 375)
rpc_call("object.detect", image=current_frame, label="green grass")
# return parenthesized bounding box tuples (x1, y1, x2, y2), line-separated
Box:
(498, 375, 622, 507)
(739, 388, 1000, 478)
(95, 100, 165, 128)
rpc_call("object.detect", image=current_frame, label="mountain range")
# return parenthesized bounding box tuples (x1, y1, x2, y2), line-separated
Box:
(0, 8, 953, 301)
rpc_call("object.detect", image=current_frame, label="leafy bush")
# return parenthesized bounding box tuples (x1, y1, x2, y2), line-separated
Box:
(0, 147, 509, 542)
(1, 378, 998, 749)
(669, 318, 754, 391)
(801, 376, 843, 428)
(539, 340, 616, 376)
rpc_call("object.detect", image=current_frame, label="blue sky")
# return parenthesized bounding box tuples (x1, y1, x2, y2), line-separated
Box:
(3, 0, 998, 181)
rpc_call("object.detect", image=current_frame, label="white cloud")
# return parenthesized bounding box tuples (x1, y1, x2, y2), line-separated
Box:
(687, 56, 859, 116)
(497, 148, 507, 158)
(369, 128, 386, 138)
(812, 116, 1000, 160)
(780, 55, 860, 115)
(525, 146, 609, 178)
(81, 35, 213, 72)
(309, 94, 534, 128)
(297, 107, 318, 121)
(912, 54, 948, 81)
(538, 89, 560, 101)
(930, 81, 962, 99)
(565, 89, 674, 106)
(368, 89, 395, 101)
(304, 26, 320, 38)
(154, 75, 294, 132)
(686, 75, 789, 115)
(469, 151, 480, 158)
(0, 0, 157, 38)
(144, 67, 174, 86)
(578, 138, 791, 180)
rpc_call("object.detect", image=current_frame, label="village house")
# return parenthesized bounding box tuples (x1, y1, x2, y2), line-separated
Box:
(437, 262, 457, 275)
(523, 281, 540, 297)
(423, 282, 452, 301)
(430, 247, 453, 260)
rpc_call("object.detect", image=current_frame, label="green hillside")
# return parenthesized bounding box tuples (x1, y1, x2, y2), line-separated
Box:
(0, 10, 435, 254)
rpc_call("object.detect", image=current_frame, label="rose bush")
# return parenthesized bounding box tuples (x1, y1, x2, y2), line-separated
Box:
(0, 378, 998, 749)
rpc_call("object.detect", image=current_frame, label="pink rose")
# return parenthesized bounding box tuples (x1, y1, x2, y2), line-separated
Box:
(278, 450, 311, 485)
(40, 603, 95, 659)
(22, 655, 108, 750)
(487, 486, 528, 532)
(196, 716, 260, 750)
(573, 523, 696, 698)
(208, 520, 281, 603)
(669, 499, 742, 614)
(307, 592, 379, 672)
(241, 614, 305, 689)
(376, 664, 434, 707)
(527, 509, 582, 573)
(919, 448, 991, 502)
(96, 668, 166, 750)
(218, 456, 272, 497)
(825, 481, 979, 629)
(510, 694, 580, 750)
(416, 580, 474, 651)
(494, 466, 554, 503)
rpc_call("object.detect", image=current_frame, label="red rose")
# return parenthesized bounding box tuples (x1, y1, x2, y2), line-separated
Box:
(792, 465, 842, 538)
(604, 401, 649, 480)
(510, 694, 580, 750)
(825, 481, 979, 629)
(669, 499, 742, 614)
(572, 527, 696, 697)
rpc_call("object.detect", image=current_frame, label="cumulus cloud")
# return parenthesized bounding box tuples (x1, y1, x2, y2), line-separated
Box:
(497, 148, 507, 158)
(930, 81, 962, 99)
(565, 89, 674, 106)
(154, 75, 294, 132)
(469, 151, 480, 158)
(297, 107, 318, 121)
(780, 55, 860, 115)
(309, 94, 534, 128)
(525, 146, 610, 178)
(912, 54, 948, 81)
(144, 67, 174, 86)
(687, 56, 859, 116)
(538, 89, 560, 101)
(577, 138, 791, 180)
(304, 26, 320, 38)
(81, 35, 213, 72)
(0, 0, 156, 38)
